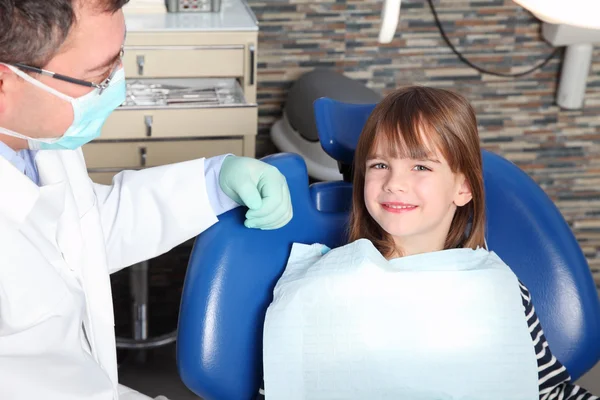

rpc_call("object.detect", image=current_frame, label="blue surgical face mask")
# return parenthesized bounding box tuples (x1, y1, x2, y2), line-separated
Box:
(0, 64, 126, 150)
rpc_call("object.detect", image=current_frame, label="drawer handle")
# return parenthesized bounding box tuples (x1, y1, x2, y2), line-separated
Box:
(249, 44, 255, 86)
(139, 147, 147, 167)
(144, 115, 153, 137)
(137, 55, 145, 75)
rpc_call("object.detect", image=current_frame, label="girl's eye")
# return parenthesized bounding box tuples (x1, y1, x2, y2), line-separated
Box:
(369, 163, 388, 169)
(413, 165, 431, 172)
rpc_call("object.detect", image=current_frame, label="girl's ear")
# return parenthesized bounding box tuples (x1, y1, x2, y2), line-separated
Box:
(454, 174, 473, 207)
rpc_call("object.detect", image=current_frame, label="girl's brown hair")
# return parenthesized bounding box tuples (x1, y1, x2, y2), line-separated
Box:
(348, 86, 485, 258)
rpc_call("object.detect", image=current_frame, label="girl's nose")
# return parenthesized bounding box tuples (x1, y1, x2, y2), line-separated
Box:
(383, 171, 409, 193)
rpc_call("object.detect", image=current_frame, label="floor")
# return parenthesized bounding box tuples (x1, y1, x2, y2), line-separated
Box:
(577, 362, 600, 394)
(120, 344, 600, 400)
(118, 344, 201, 400)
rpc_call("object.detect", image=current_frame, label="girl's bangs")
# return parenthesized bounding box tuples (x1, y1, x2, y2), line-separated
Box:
(368, 112, 442, 161)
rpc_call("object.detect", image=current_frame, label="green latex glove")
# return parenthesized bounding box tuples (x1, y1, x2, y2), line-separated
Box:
(219, 156, 293, 229)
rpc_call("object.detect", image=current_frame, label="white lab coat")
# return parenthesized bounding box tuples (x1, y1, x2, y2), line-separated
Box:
(0, 148, 220, 399)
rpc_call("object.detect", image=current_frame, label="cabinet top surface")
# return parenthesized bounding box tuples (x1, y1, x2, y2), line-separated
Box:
(124, 0, 258, 33)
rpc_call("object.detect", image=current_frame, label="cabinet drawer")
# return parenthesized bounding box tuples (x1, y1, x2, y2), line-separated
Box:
(145, 139, 243, 166)
(101, 107, 256, 139)
(123, 46, 244, 78)
(83, 139, 244, 169)
(101, 77, 256, 139)
(84, 142, 141, 168)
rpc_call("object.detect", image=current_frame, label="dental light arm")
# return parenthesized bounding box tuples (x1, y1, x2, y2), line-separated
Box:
(378, 0, 401, 44)
(514, 0, 600, 109)
(378, 0, 600, 109)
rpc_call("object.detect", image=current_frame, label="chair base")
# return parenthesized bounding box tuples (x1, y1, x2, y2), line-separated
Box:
(116, 261, 177, 363)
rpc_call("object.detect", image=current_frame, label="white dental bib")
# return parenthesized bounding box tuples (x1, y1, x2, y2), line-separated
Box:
(263, 239, 538, 400)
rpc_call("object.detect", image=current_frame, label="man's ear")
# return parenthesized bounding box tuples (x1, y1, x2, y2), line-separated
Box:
(0, 64, 14, 114)
(454, 174, 473, 207)
(0, 67, 7, 114)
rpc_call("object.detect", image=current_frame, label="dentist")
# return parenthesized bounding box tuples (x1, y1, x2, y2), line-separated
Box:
(0, 1, 292, 399)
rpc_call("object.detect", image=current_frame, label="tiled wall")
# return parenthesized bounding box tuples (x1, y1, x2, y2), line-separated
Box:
(248, 0, 600, 287)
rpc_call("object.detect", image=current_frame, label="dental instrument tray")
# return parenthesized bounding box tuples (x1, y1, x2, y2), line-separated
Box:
(165, 0, 221, 13)
(120, 78, 248, 109)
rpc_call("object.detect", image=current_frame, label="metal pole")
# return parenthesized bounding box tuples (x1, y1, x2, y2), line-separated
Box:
(130, 260, 149, 363)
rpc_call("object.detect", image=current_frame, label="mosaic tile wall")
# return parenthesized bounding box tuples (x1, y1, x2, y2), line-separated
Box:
(249, 0, 600, 287)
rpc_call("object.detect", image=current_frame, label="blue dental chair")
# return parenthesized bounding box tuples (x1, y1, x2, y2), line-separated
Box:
(177, 98, 600, 400)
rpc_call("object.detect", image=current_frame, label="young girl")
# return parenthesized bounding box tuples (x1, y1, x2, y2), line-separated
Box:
(258, 86, 597, 400)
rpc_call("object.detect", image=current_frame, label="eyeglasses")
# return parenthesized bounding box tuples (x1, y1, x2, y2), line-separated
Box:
(11, 47, 124, 95)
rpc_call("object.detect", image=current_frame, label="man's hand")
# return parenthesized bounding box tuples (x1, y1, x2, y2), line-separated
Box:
(219, 156, 293, 229)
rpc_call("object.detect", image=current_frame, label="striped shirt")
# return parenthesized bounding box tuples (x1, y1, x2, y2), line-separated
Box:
(519, 281, 597, 400)
(256, 281, 598, 400)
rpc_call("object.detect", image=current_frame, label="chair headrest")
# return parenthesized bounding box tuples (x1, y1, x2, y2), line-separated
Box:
(313, 98, 376, 167)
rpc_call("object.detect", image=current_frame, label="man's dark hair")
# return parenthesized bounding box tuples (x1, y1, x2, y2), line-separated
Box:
(0, 0, 129, 67)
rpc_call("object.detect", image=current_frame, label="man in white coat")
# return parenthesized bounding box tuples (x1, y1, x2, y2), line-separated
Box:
(0, 0, 293, 399)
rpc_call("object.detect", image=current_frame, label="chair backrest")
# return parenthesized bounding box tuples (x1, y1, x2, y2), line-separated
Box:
(177, 98, 600, 400)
